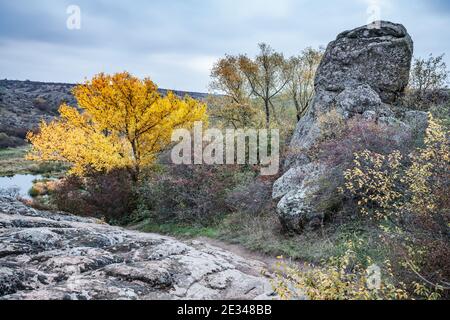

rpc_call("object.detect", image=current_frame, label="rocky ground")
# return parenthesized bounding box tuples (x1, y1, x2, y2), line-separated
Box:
(0, 195, 275, 300)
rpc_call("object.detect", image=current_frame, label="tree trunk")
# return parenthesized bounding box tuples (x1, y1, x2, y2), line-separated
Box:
(130, 139, 141, 183)
(264, 99, 270, 128)
(127, 164, 140, 184)
(293, 97, 301, 122)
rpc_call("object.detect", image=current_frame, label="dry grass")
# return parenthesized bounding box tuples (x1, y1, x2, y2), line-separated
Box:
(0, 146, 67, 177)
(215, 212, 386, 264)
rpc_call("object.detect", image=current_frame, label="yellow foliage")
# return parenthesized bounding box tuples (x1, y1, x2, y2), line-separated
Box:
(344, 150, 403, 219)
(342, 113, 448, 299)
(344, 113, 449, 219)
(281, 114, 449, 300)
(272, 241, 409, 300)
(403, 114, 449, 213)
(27, 72, 208, 179)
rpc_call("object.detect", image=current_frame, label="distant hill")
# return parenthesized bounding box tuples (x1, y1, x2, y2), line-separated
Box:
(0, 79, 209, 147)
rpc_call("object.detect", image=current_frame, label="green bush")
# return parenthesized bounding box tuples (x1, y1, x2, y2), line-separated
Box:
(28, 186, 40, 198)
(135, 164, 250, 225)
(53, 170, 136, 224)
(0, 132, 25, 149)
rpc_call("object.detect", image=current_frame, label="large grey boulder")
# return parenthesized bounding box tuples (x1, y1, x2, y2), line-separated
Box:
(275, 163, 327, 233)
(315, 21, 413, 104)
(0, 195, 274, 300)
(274, 21, 414, 233)
(289, 21, 413, 158)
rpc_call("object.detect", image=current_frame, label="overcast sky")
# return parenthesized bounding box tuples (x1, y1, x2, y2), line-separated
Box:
(0, 0, 449, 92)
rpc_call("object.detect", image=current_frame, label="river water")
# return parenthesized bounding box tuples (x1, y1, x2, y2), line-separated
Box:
(0, 174, 42, 199)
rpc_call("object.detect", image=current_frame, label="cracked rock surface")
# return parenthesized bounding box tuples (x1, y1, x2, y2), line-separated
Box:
(0, 195, 274, 300)
(274, 21, 417, 233)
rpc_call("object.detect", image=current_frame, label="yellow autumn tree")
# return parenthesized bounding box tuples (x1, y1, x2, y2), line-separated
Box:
(26, 72, 208, 181)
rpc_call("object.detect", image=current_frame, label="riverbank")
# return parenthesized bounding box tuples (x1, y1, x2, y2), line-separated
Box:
(0, 146, 67, 177)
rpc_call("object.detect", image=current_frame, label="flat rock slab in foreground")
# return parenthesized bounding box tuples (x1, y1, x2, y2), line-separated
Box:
(0, 196, 274, 300)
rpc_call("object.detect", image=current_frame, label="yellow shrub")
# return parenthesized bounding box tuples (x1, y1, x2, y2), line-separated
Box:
(343, 113, 449, 297)
(344, 114, 448, 219)
(403, 114, 449, 214)
(272, 241, 409, 300)
(344, 150, 403, 219)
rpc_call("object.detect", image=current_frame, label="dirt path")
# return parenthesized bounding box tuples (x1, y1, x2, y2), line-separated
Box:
(127, 222, 282, 269)
(128, 222, 311, 274)
(193, 236, 307, 274)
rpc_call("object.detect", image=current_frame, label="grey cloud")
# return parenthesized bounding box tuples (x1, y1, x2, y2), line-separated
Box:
(0, 0, 448, 92)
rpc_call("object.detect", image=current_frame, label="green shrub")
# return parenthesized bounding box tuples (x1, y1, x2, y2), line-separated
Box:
(0, 132, 25, 148)
(29, 161, 68, 176)
(53, 170, 136, 224)
(133, 151, 264, 226)
(28, 186, 40, 198)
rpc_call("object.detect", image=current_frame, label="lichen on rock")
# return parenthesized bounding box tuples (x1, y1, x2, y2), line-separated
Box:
(274, 21, 416, 233)
(0, 195, 274, 300)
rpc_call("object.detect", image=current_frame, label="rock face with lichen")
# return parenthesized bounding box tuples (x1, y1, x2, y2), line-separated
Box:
(273, 21, 422, 234)
(0, 195, 274, 300)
